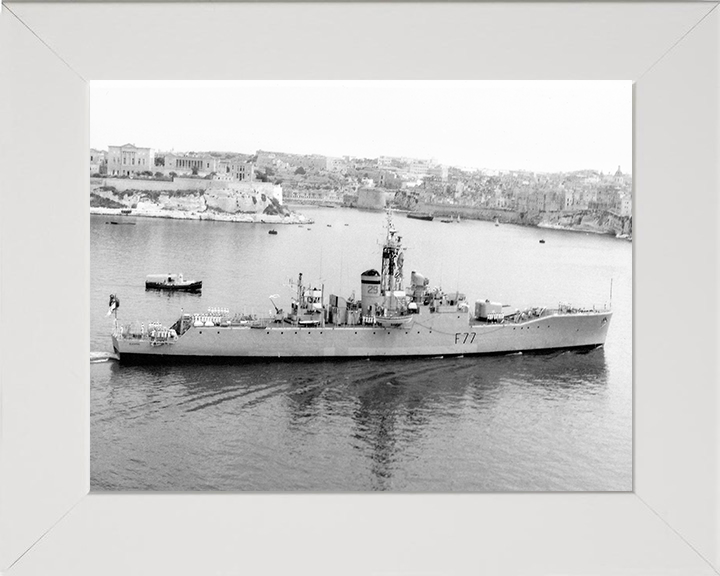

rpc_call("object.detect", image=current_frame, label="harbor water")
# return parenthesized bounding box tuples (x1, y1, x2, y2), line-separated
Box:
(91, 207, 632, 491)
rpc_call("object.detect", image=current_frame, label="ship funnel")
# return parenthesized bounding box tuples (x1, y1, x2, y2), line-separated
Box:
(360, 269, 382, 316)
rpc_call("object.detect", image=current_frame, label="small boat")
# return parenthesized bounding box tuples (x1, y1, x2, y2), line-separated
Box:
(539, 239, 546, 244)
(494, 218, 500, 227)
(327, 224, 332, 227)
(375, 314, 414, 328)
(407, 212, 434, 221)
(145, 273, 202, 292)
(268, 230, 278, 235)
(106, 221, 136, 225)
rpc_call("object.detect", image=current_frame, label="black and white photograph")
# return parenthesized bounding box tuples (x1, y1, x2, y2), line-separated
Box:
(90, 80, 632, 492)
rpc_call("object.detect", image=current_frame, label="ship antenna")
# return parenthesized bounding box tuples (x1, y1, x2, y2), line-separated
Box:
(609, 278, 613, 308)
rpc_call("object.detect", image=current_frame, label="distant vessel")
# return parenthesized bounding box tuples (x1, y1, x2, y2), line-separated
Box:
(539, 239, 546, 244)
(268, 230, 278, 235)
(145, 273, 202, 292)
(407, 212, 434, 222)
(113, 211, 611, 362)
(495, 218, 500, 227)
(440, 215, 461, 224)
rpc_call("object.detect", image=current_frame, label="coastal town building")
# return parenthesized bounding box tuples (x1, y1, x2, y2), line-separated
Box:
(428, 164, 449, 182)
(378, 171, 401, 189)
(164, 153, 218, 176)
(326, 156, 346, 172)
(407, 160, 433, 176)
(215, 158, 255, 182)
(615, 192, 632, 217)
(107, 144, 155, 176)
(90, 149, 107, 174)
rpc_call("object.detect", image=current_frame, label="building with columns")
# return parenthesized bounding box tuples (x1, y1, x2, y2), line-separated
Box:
(107, 144, 155, 176)
(164, 153, 218, 176)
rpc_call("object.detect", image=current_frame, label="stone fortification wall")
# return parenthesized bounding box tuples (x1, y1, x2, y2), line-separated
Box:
(99, 177, 283, 201)
(356, 188, 387, 210)
(100, 177, 210, 192)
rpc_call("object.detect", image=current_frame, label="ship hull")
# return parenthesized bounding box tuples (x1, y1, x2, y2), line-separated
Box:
(145, 281, 202, 292)
(116, 343, 602, 364)
(113, 310, 611, 362)
(407, 213, 434, 221)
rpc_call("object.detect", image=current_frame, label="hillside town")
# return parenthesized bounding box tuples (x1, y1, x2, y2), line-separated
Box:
(90, 143, 633, 237)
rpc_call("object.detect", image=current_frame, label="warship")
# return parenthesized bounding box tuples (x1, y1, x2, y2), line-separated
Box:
(111, 212, 612, 362)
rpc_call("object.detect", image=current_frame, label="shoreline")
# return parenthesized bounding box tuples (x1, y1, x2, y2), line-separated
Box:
(536, 221, 631, 240)
(90, 207, 314, 225)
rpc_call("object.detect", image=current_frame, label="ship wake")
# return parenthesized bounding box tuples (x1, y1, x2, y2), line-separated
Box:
(91, 351, 119, 363)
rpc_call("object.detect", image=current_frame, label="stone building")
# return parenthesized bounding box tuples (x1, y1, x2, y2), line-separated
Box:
(326, 156, 347, 172)
(90, 149, 107, 174)
(107, 144, 155, 176)
(215, 158, 255, 182)
(164, 153, 218, 176)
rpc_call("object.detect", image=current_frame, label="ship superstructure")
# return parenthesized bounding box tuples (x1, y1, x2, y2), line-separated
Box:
(111, 211, 612, 361)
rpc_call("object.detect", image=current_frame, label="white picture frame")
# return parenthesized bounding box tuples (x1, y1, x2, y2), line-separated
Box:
(1, 2, 718, 574)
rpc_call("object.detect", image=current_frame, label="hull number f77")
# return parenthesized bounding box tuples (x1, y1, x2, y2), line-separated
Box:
(455, 332, 477, 344)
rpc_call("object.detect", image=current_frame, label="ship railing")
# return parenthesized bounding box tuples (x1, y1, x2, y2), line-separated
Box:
(193, 312, 233, 327)
(507, 307, 549, 323)
(555, 303, 609, 315)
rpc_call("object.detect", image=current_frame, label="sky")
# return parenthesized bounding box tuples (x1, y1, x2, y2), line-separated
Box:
(90, 81, 632, 174)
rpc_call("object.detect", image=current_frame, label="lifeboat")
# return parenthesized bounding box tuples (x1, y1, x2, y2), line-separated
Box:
(375, 314, 414, 328)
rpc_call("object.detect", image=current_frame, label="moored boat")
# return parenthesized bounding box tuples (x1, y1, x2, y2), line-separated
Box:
(407, 212, 434, 221)
(145, 273, 202, 292)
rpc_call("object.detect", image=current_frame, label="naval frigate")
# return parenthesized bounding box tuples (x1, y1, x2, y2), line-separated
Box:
(111, 211, 612, 362)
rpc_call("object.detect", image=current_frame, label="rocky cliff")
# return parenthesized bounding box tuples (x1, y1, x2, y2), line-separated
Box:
(91, 183, 289, 217)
